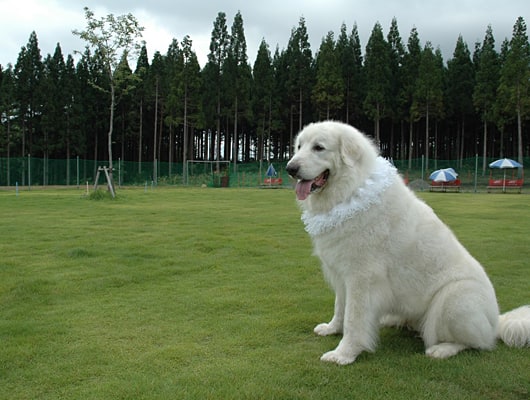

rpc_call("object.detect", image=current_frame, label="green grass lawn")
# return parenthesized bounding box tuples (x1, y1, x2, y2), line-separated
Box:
(0, 187, 528, 400)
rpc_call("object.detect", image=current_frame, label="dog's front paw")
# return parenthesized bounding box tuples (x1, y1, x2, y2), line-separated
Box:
(314, 322, 341, 336)
(320, 350, 356, 365)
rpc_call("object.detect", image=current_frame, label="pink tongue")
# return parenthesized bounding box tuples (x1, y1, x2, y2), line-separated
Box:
(295, 180, 313, 200)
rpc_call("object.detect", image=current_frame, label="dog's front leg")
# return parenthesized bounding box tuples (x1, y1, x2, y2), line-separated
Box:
(314, 282, 345, 336)
(320, 282, 379, 365)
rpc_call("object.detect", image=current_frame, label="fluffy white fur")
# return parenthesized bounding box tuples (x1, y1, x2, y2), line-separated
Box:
(286, 121, 530, 365)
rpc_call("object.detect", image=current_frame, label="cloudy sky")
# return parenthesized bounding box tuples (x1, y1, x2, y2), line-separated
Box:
(0, 0, 527, 69)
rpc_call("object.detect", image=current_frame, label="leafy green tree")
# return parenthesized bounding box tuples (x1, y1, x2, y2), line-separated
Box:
(412, 42, 444, 171)
(313, 31, 344, 120)
(363, 22, 391, 144)
(497, 16, 530, 166)
(72, 6, 144, 187)
(473, 25, 500, 173)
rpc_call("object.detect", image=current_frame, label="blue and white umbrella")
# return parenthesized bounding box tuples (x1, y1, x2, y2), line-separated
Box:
(489, 158, 523, 192)
(429, 168, 458, 182)
(488, 158, 522, 169)
(266, 164, 277, 177)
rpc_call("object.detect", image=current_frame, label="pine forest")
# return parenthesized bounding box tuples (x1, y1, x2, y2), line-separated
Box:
(0, 10, 529, 185)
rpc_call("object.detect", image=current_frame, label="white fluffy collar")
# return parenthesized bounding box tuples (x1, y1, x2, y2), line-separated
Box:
(301, 157, 397, 236)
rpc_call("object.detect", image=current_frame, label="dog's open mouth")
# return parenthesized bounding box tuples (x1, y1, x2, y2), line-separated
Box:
(295, 170, 330, 200)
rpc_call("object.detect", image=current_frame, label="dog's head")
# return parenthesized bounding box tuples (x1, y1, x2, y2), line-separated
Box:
(286, 121, 379, 207)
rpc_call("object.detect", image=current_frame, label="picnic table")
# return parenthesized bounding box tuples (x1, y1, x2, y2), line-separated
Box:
(429, 179, 461, 192)
(487, 178, 523, 193)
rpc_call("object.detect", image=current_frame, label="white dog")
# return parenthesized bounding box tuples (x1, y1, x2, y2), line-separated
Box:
(286, 121, 530, 365)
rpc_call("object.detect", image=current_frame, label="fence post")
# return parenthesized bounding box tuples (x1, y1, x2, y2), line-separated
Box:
(28, 154, 31, 191)
(474, 154, 479, 193)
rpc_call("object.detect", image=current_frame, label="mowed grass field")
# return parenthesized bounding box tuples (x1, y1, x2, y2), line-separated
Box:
(0, 187, 529, 400)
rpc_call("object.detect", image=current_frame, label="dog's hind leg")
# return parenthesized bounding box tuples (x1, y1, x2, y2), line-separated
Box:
(422, 280, 498, 359)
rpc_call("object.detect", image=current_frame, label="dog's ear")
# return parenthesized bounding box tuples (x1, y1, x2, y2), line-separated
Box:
(339, 131, 362, 166)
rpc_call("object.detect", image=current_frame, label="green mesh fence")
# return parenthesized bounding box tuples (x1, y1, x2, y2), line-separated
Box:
(0, 156, 526, 189)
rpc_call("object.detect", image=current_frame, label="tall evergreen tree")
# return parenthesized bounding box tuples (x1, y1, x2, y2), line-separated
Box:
(41, 44, 66, 183)
(204, 11, 230, 165)
(14, 31, 43, 161)
(285, 16, 314, 151)
(225, 11, 252, 168)
(252, 39, 274, 161)
(401, 27, 422, 166)
(61, 54, 80, 184)
(0, 64, 16, 185)
(412, 42, 444, 170)
(74, 50, 91, 161)
(149, 50, 165, 172)
(271, 46, 291, 159)
(497, 16, 530, 166)
(473, 25, 500, 173)
(177, 36, 203, 179)
(313, 31, 344, 120)
(133, 44, 150, 171)
(446, 35, 475, 165)
(387, 18, 406, 158)
(165, 38, 183, 168)
(349, 24, 364, 125)
(494, 38, 511, 157)
(363, 22, 391, 144)
(114, 53, 135, 168)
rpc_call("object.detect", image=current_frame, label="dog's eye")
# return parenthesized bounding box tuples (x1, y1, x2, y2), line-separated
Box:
(313, 144, 325, 152)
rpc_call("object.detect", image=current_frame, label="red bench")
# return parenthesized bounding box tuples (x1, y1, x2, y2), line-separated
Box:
(262, 177, 283, 187)
(429, 179, 461, 192)
(487, 178, 523, 193)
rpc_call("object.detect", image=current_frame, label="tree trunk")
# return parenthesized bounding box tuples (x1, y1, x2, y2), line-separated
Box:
(233, 96, 238, 173)
(138, 99, 143, 174)
(153, 76, 159, 183)
(216, 91, 221, 172)
(425, 104, 430, 172)
(108, 81, 115, 186)
(299, 87, 303, 132)
(517, 105, 523, 169)
(482, 119, 487, 175)
(408, 119, 413, 170)
(183, 85, 188, 184)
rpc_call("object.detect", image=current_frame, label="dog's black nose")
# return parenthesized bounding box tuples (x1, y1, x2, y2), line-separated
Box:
(286, 163, 299, 178)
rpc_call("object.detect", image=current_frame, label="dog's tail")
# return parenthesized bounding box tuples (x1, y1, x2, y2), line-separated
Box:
(497, 305, 530, 347)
